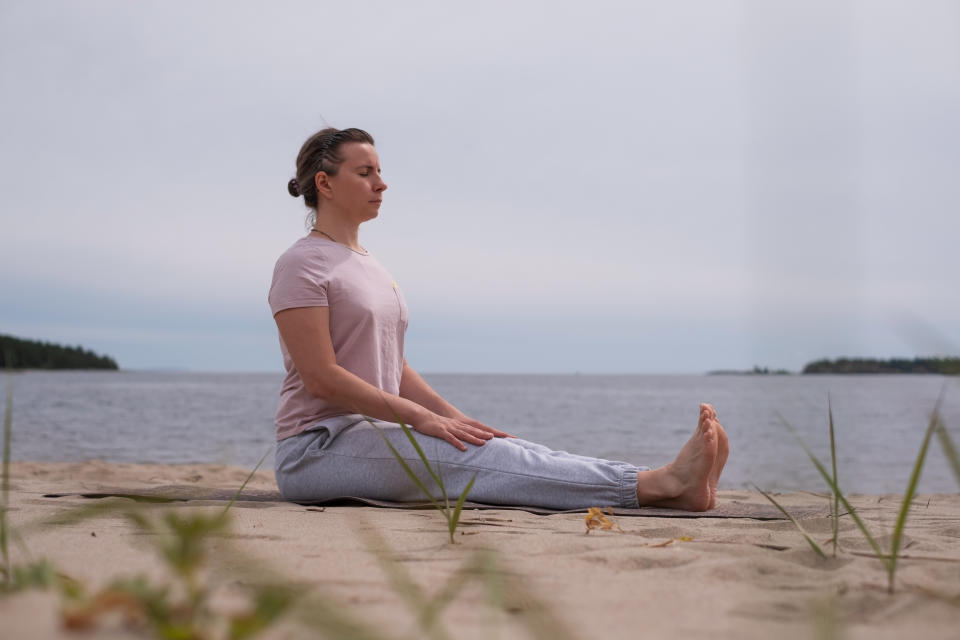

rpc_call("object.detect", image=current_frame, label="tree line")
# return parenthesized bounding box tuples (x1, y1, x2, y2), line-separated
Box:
(802, 357, 960, 375)
(0, 334, 119, 370)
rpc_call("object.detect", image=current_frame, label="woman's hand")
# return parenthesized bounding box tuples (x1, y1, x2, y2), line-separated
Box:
(412, 414, 513, 452)
(454, 415, 513, 439)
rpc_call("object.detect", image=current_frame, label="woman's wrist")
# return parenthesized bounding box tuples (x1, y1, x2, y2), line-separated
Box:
(397, 402, 434, 427)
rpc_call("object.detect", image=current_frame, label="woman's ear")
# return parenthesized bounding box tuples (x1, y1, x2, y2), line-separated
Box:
(314, 171, 333, 200)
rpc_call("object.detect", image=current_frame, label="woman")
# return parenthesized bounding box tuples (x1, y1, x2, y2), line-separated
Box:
(270, 127, 729, 511)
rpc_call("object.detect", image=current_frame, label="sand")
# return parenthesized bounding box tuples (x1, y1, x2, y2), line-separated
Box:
(2, 461, 958, 639)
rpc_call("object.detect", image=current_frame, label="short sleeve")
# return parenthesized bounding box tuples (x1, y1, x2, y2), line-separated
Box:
(268, 243, 329, 315)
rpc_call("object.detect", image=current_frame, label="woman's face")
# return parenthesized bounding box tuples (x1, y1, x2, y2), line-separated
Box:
(320, 142, 387, 222)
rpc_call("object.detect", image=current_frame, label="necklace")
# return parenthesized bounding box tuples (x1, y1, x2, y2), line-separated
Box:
(311, 228, 368, 255)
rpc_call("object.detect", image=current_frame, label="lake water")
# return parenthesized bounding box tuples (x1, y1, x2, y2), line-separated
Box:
(5, 370, 959, 494)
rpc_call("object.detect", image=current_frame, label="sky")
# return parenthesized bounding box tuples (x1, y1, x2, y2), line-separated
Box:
(1, 1, 958, 374)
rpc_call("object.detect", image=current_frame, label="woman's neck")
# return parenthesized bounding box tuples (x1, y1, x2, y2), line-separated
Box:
(311, 212, 363, 253)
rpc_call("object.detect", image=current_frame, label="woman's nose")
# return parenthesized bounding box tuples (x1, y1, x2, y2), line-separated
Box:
(375, 176, 388, 192)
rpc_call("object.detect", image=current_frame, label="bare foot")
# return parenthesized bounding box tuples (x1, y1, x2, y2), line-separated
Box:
(701, 403, 730, 509)
(635, 403, 721, 512)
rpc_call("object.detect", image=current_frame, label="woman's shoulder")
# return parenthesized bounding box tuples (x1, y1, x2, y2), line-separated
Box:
(274, 235, 331, 271)
(269, 237, 333, 311)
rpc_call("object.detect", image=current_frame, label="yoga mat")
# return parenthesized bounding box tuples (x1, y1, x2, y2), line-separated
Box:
(42, 485, 822, 520)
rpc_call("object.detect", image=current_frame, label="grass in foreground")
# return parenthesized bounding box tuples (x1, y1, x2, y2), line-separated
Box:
(48, 448, 276, 637)
(770, 390, 949, 594)
(1, 355, 11, 588)
(828, 396, 840, 556)
(1, 360, 86, 597)
(754, 485, 826, 558)
(367, 415, 475, 544)
(42, 471, 572, 639)
(936, 416, 960, 487)
(0, 352, 55, 594)
(756, 395, 847, 560)
(358, 522, 578, 640)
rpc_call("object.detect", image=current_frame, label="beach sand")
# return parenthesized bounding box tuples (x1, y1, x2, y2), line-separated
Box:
(2, 461, 958, 639)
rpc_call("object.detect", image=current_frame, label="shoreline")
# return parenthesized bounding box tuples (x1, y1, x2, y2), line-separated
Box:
(3, 461, 959, 639)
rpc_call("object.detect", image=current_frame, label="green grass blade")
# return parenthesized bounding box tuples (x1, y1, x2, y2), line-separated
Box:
(372, 400, 448, 495)
(416, 555, 480, 637)
(368, 533, 427, 611)
(433, 442, 451, 517)
(779, 415, 888, 566)
(448, 475, 476, 543)
(477, 550, 503, 639)
(368, 414, 476, 543)
(393, 417, 446, 496)
(362, 524, 501, 640)
(39, 497, 161, 533)
(291, 593, 393, 640)
(291, 599, 394, 640)
(220, 447, 271, 518)
(887, 390, 944, 592)
(2, 354, 13, 585)
(828, 396, 839, 557)
(753, 484, 826, 558)
(368, 420, 443, 510)
(936, 420, 960, 488)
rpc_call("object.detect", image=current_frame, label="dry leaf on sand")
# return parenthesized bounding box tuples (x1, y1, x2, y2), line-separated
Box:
(585, 507, 623, 534)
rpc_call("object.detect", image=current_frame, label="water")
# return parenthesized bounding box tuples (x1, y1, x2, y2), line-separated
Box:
(5, 370, 959, 493)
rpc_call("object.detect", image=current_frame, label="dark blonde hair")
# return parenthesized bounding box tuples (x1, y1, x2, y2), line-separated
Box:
(287, 127, 376, 211)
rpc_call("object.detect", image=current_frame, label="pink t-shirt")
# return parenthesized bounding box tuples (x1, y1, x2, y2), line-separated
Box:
(268, 235, 409, 440)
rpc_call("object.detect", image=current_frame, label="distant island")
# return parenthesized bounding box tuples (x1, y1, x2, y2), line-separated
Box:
(0, 334, 118, 370)
(707, 366, 793, 376)
(802, 357, 960, 375)
(708, 357, 960, 376)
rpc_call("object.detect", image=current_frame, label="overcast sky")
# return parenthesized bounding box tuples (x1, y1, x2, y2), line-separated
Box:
(1, 1, 958, 373)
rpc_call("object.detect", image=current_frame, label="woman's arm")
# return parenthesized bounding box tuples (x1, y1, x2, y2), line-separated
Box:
(399, 360, 512, 437)
(274, 306, 500, 450)
(398, 360, 463, 419)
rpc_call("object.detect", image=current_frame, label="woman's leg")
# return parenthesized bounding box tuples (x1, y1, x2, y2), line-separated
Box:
(497, 437, 638, 468)
(276, 415, 640, 510)
(275, 404, 730, 511)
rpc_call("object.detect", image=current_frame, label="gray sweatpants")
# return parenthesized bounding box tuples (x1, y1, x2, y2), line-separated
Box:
(275, 414, 644, 510)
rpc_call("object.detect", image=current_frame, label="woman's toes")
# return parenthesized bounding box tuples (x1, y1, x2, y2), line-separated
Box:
(703, 419, 716, 442)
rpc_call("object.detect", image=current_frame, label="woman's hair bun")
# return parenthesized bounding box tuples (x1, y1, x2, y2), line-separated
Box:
(287, 178, 301, 197)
